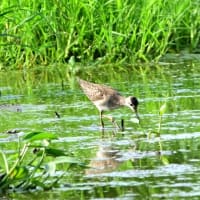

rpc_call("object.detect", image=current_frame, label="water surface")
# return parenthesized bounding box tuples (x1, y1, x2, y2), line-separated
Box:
(1, 63, 200, 199)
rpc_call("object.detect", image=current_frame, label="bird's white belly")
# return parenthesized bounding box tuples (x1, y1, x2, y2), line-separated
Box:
(93, 100, 110, 111)
(93, 99, 118, 111)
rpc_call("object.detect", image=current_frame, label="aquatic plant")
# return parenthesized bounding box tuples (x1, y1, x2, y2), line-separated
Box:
(158, 102, 167, 137)
(0, 131, 85, 193)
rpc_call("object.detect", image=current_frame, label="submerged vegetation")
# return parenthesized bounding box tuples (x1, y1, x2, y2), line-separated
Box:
(0, 0, 199, 68)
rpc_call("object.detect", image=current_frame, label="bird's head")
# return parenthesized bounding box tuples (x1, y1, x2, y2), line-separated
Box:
(125, 96, 140, 120)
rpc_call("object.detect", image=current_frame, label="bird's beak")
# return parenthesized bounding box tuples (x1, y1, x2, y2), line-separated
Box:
(134, 107, 140, 122)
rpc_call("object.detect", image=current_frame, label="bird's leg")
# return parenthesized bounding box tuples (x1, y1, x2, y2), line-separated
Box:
(103, 115, 120, 129)
(100, 111, 104, 129)
(111, 117, 120, 129)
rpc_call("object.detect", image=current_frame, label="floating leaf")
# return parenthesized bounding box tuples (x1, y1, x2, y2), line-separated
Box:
(23, 132, 58, 142)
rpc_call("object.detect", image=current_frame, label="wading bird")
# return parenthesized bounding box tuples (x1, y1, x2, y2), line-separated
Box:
(78, 78, 139, 129)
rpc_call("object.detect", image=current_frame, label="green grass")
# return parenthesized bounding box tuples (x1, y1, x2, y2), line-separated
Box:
(0, 0, 199, 68)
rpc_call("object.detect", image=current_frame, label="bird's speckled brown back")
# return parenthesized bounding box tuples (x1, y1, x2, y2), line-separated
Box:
(78, 79, 121, 102)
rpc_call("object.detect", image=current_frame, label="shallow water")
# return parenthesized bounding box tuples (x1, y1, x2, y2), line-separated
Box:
(1, 63, 200, 199)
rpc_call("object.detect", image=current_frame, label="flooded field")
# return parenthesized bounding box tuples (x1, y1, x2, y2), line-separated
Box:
(1, 63, 200, 199)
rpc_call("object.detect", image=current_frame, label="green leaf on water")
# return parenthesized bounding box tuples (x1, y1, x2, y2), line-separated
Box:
(46, 156, 87, 173)
(48, 156, 84, 165)
(46, 156, 83, 175)
(23, 132, 58, 142)
(45, 148, 69, 157)
(159, 103, 167, 115)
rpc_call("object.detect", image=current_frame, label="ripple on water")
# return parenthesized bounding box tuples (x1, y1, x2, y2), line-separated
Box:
(0, 104, 22, 112)
(85, 163, 198, 178)
(161, 132, 200, 141)
(0, 94, 23, 101)
(152, 190, 200, 199)
(58, 136, 96, 143)
(118, 150, 172, 161)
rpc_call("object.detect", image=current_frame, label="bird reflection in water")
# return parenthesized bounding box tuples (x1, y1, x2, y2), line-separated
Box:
(85, 144, 121, 175)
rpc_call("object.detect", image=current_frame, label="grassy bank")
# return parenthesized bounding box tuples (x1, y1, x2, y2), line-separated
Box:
(0, 0, 199, 68)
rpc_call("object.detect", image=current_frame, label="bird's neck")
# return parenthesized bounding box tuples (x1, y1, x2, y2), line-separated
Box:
(119, 96, 126, 106)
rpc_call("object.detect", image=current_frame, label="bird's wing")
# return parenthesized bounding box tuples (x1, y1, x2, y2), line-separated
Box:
(79, 79, 120, 101)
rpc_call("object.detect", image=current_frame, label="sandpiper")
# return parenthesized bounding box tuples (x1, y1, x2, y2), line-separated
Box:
(78, 78, 139, 128)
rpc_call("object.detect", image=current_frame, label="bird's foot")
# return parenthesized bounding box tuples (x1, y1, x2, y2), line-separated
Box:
(104, 115, 120, 130)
